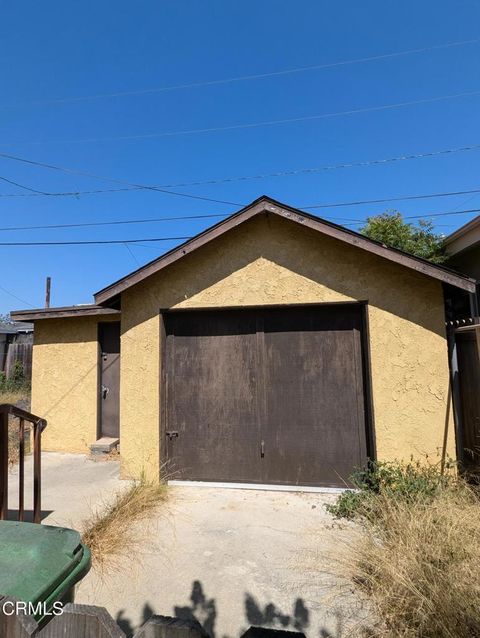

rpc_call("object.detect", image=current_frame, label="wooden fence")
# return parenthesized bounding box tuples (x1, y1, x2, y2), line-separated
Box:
(4, 342, 32, 380)
(0, 598, 305, 638)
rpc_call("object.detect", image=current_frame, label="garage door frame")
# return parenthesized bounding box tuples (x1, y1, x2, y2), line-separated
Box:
(159, 300, 376, 484)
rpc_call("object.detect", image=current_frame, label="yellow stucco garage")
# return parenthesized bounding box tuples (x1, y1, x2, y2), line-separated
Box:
(12, 197, 476, 487)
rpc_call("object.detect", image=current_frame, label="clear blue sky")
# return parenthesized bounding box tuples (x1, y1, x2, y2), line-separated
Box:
(1, 0, 480, 312)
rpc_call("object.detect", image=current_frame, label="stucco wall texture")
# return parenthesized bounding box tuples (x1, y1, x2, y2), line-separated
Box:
(32, 213, 455, 481)
(31, 315, 116, 454)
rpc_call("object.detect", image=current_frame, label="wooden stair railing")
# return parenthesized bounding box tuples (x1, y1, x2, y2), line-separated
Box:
(0, 404, 47, 524)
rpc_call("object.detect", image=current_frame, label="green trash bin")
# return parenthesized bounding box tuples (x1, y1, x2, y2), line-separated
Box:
(0, 520, 91, 625)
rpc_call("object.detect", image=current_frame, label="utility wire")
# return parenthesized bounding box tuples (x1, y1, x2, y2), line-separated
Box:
(11, 89, 480, 145)
(0, 151, 242, 207)
(2, 206, 480, 234)
(0, 283, 35, 307)
(4, 37, 479, 108)
(1, 144, 480, 201)
(0, 213, 231, 232)
(0, 236, 192, 246)
(122, 242, 141, 266)
(0, 175, 48, 195)
(303, 187, 480, 209)
(1, 208, 480, 245)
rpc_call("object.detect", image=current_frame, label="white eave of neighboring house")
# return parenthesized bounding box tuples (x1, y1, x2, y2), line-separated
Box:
(445, 215, 480, 256)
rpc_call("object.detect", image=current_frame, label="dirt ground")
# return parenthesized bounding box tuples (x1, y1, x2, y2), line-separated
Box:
(8, 453, 370, 637)
(78, 485, 370, 636)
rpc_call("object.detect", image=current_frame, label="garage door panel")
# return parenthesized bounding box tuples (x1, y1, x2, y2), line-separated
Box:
(261, 307, 367, 486)
(165, 311, 262, 482)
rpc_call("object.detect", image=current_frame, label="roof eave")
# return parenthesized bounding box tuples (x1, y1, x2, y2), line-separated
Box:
(11, 305, 121, 322)
(94, 197, 477, 303)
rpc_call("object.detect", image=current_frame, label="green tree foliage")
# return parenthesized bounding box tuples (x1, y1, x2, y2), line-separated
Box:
(360, 210, 447, 263)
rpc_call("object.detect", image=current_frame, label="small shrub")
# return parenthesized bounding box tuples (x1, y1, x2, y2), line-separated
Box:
(326, 459, 454, 520)
(326, 487, 366, 519)
(0, 360, 30, 395)
(8, 360, 26, 387)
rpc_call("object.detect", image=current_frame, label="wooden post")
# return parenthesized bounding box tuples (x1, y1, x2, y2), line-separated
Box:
(0, 410, 8, 520)
(32, 421, 42, 524)
(18, 418, 24, 521)
(45, 277, 51, 309)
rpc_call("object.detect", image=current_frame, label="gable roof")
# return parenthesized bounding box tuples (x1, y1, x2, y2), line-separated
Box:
(94, 196, 476, 305)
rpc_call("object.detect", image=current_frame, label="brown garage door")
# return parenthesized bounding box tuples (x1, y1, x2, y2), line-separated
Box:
(163, 304, 370, 487)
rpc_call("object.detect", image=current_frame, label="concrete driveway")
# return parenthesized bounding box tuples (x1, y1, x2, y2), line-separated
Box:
(7, 451, 128, 528)
(8, 453, 369, 637)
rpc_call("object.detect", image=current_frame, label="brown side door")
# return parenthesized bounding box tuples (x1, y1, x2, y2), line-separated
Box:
(99, 322, 120, 439)
(164, 305, 369, 487)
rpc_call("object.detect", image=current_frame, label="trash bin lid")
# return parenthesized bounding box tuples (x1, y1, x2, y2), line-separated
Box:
(0, 520, 90, 606)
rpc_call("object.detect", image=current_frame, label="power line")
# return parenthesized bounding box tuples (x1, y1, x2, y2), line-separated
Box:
(1, 144, 480, 201)
(0, 213, 231, 232)
(0, 284, 35, 308)
(0, 175, 47, 195)
(122, 242, 141, 267)
(302, 186, 480, 209)
(403, 207, 480, 220)
(0, 185, 133, 199)
(0, 236, 191, 246)
(2, 205, 480, 234)
(140, 147, 480, 189)
(0, 208, 480, 244)
(4, 37, 479, 108)
(10, 89, 480, 146)
(0, 152, 242, 207)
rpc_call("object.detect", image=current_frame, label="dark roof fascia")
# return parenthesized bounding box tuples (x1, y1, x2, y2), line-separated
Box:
(90, 196, 475, 303)
(11, 305, 120, 322)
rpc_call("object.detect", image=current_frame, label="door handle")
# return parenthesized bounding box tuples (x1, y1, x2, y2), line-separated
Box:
(101, 385, 109, 399)
(260, 440, 265, 457)
(166, 431, 179, 440)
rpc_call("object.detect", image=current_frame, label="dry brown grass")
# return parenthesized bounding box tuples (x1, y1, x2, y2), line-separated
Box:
(0, 390, 28, 405)
(81, 478, 168, 573)
(0, 389, 30, 407)
(348, 484, 480, 637)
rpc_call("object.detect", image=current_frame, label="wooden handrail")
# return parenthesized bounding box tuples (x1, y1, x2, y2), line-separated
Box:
(0, 404, 47, 524)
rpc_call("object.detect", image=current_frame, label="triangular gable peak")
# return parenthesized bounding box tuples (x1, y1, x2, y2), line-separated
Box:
(94, 196, 476, 305)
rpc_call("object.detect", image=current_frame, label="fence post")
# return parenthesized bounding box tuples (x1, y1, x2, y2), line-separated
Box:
(32, 420, 44, 525)
(0, 409, 9, 520)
